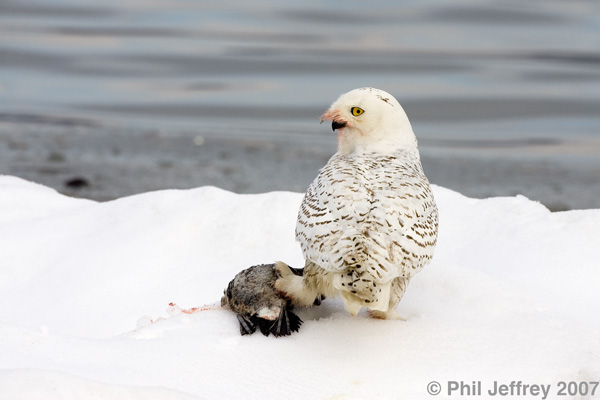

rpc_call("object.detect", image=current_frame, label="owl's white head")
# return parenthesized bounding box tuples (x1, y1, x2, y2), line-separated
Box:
(320, 87, 418, 155)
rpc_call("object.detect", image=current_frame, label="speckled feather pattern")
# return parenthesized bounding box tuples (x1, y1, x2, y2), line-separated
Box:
(296, 148, 438, 311)
(298, 150, 437, 270)
(273, 87, 440, 317)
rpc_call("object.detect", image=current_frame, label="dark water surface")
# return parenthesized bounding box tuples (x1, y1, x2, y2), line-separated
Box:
(1, 0, 599, 208)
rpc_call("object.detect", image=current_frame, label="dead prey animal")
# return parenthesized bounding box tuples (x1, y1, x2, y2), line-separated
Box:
(221, 262, 306, 337)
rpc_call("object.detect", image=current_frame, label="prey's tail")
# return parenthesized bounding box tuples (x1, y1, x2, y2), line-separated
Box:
(258, 307, 303, 337)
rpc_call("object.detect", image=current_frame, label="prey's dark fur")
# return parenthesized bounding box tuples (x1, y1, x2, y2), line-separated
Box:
(221, 262, 304, 337)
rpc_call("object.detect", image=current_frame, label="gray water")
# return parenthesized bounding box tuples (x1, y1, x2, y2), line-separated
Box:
(1, 0, 599, 209)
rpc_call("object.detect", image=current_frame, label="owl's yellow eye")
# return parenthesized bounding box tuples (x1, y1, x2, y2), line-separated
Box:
(351, 107, 364, 116)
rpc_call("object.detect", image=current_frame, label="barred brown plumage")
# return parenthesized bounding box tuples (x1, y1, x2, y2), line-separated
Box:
(275, 88, 439, 320)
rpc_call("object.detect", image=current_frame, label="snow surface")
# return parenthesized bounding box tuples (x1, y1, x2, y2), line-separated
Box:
(0, 175, 599, 399)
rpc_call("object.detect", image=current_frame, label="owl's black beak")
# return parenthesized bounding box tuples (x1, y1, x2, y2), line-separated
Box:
(332, 120, 347, 131)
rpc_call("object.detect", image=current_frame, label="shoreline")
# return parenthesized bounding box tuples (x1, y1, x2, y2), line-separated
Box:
(1, 122, 599, 211)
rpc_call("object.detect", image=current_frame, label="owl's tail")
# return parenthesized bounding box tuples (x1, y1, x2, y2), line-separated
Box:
(333, 269, 393, 315)
(328, 229, 399, 314)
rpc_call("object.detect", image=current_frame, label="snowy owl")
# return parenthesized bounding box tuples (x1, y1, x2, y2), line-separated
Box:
(275, 87, 438, 320)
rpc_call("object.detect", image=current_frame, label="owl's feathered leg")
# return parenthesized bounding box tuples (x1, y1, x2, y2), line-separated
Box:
(368, 277, 409, 320)
(274, 260, 333, 307)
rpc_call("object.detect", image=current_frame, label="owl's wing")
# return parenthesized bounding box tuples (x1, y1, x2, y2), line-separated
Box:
(295, 154, 438, 281)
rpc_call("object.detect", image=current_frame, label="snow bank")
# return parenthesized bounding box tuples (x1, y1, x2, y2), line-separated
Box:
(0, 175, 598, 399)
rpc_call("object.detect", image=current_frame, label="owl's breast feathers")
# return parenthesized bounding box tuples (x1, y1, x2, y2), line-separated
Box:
(296, 151, 438, 283)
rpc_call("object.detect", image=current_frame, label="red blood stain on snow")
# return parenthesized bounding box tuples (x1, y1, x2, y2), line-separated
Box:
(145, 303, 219, 325)
(168, 302, 218, 314)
